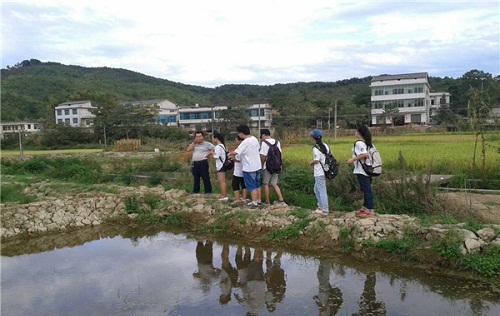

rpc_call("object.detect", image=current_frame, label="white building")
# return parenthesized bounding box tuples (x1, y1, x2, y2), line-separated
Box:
(370, 73, 450, 125)
(246, 103, 272, 129)
(178, 102, 272, 132)
(0, 121, 42, 139)
(55, 100, 95, 127)
(151, 99, 179, 126)
(178, 104, 228, 132)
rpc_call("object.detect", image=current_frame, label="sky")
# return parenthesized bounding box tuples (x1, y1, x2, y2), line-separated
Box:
(2, 0, 499, 88)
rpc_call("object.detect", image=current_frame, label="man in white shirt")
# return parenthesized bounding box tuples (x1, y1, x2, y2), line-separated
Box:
(260, 129, 285, 206)
(229, 125, 262, 208)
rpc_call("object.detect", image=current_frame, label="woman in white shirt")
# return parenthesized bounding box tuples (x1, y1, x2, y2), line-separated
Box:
(346, 125, 374, 217)
(212, 132, 229, 201)
(308, 129, 330, 215)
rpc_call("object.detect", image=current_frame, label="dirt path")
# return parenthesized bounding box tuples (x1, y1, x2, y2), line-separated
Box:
(440, 192, 500, 224)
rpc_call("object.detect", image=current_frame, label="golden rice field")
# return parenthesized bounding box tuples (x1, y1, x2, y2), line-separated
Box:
(283, 133, 500, 175)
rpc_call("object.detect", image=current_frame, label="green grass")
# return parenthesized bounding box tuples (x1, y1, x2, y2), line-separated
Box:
(1, 149, 103, 157)
(0, 183, 37, 204)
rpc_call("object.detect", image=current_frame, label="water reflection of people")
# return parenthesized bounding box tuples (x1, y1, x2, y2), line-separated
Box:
(314, 260, 343, 316)
(219, 244, 239, 304)
(235, 247, 266, 316)
(193, 240, 221, 293)
(352, 272, 386, 316)
(265, 251, 286, 312)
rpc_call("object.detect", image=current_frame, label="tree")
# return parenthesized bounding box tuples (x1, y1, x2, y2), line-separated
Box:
(215, 105, 250, 136)
(381, 103, 399, 127)
(339, 103, 370, 129)
(468, 86, 492, 172)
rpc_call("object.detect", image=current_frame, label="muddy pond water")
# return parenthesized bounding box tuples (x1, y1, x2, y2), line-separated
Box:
(1, 226, 499, 316)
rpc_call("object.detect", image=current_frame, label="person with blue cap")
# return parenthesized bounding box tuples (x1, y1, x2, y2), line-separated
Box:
(308, 129, 330, 215)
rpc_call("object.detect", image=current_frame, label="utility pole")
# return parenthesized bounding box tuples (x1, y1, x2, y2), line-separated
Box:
(211, 105, 214, 133)
(18, 129, 24, 160)
(334, 100, 338, 140)
(258, 103, 261, 133)
(103, 125, 107, 150)
(328, 108, 331, 131)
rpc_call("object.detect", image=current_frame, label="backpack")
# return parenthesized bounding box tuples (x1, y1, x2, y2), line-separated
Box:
(263, 140, 282, 174)
(355, 141, 382, 177)
(314, 144, 339, 180)
(218, 145, 234, 171)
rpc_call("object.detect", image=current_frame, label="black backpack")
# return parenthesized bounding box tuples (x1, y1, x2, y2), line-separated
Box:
(218, 145, 234, 171)
(263, 140, 282, 174)
(314, 144, 339, 180)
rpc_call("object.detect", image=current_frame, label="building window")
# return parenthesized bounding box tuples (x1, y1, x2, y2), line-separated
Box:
(411, 114, 421, 123)
(65, 118, 70, 124)
(57, 109, 62, 116)
(57, 119, 63, 124)
(64, 109, 70, 115)
(72, 109, 77, 115)
(73, 118, 78, 124)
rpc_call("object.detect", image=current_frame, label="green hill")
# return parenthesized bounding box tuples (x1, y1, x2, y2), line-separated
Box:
(2, 59, 498, 126)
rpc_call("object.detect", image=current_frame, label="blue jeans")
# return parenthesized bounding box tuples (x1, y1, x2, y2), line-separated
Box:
(314, 175, 328, 212)
(243, 171, 260, 192)
(356, 174, 373, 209)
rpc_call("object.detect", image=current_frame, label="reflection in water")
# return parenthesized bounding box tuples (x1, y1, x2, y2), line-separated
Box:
(353, 272, 386, 315)
(193, 240, 221, 293)
(1, 229, 499, 316)
(315, 260, 343, 315)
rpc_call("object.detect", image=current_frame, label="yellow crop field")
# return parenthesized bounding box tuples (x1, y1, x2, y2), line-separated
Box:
(284, 133, 500, 175)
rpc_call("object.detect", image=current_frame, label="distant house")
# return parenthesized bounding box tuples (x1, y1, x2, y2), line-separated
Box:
(178, 102, 273, 132)
(0, 121, 43, 139)
(178, 104, 227, 132)
(127, 99, 178, 126)
(55, 100, 95, 127)
(370, 72, 450, 125)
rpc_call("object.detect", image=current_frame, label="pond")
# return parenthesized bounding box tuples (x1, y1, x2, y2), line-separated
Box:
(1, 226, 499, 316)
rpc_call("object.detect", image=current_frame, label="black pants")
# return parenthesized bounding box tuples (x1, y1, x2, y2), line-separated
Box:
(191, 160, 212, 194)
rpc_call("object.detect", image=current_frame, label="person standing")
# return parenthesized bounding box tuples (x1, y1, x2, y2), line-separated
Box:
(260, 129, 285, 206)
(212, 132, 229, 201)
(231, 135, 248, 205)
(186, 131, 215, 194)
(308, 129, 330, 215)
(346, 125, 375, 217)
(229, 124, 262, 209)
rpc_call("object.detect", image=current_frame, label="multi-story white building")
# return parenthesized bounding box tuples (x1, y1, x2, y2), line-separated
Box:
(178, 104, 228, 132)
(246, 103, 272, 129)
(55, 100, 95, 127)
(370, 73, 450, 125)
(177, 102, 273, 132)
(0, 121, 42, 139)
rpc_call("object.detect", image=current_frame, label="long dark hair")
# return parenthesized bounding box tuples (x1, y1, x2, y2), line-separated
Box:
(357, 125, 373, 147)
(213, 132, 225, 146)
(313, 136, 328, 154)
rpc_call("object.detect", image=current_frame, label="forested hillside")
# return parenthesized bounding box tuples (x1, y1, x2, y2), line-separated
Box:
(2, 59, 499, 128)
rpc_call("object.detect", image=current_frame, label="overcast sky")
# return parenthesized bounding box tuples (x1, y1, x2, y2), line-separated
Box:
(2, 0, 499, 87)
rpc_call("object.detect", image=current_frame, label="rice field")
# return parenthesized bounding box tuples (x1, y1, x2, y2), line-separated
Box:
(283, 133, 500, 175)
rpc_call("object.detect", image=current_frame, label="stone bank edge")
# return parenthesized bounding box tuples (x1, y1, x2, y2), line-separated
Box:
(2, 186, 499, 259)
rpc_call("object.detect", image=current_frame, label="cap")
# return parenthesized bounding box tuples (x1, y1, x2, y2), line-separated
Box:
(309, 129, 323, 139)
